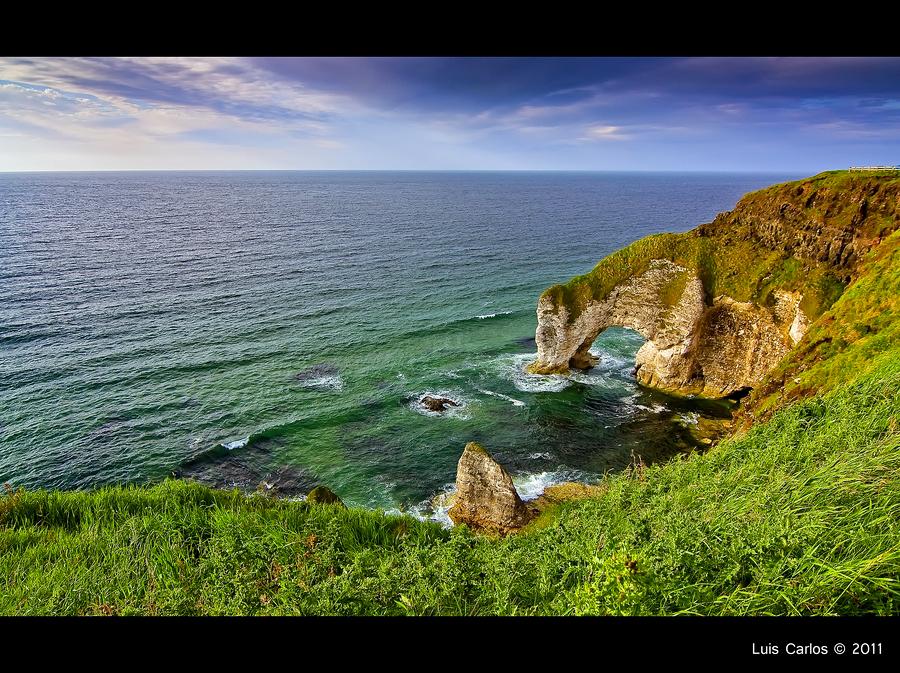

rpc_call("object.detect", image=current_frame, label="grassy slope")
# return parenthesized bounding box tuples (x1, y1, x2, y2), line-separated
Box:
(747, 230, 900, 421)
(2, 352, 898, 615)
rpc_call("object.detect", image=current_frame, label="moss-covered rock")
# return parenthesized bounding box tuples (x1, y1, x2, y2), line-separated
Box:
(306, 485, 345, 507)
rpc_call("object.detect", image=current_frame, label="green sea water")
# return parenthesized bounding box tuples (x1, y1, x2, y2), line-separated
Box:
(0, 171, 800, 522)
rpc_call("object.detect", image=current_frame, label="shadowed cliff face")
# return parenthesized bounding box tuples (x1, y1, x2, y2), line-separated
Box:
(528, 171, 900, 399)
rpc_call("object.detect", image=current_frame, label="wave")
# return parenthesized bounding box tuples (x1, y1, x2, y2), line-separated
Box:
(390, 309, 527, 346)
(634, 402, 668, 414)
(295, 374, 344, 391)
(181, 417, 312, 471)
(527, 451, 553, 460)
(475, 387, 526, 407)
(221, 436, 250, 450)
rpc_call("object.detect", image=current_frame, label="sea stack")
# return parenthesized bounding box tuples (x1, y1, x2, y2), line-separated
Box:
(448, 442, 534, 535)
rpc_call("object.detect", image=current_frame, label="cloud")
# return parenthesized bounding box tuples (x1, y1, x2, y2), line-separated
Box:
(580, 124, 630, 141)
(1, 57, 899, 171)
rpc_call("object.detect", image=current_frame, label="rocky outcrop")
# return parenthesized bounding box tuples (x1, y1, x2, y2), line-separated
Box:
(528, 172, 900, 398)
(447, 442, 534, 534)
(530, 481, 607, 510)
(420, 395, 460, 412)
(306, 485, 345, 506)
(530, 260, 807, 397)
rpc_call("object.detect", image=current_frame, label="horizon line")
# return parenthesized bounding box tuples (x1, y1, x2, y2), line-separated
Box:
(0, 168, 815, 174)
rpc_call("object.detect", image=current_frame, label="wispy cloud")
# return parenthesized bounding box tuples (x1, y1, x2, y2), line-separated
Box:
(579, 124, 631, 141)
(1, 57, 899, 171)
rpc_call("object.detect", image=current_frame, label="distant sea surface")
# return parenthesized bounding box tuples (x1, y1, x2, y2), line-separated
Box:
(0, 171, 801, 521)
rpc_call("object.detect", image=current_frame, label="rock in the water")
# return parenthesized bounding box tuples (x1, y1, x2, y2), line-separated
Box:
(420, 395, 460, 412)
(294, 363, 343, 390)
(306, 485, 345, 506)
(295, 363, 339, 381)
(447, 442, 534, 534)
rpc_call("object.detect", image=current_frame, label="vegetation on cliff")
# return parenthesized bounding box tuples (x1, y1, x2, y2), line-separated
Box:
(542, 170, 898, 327)
(746, 228, 900, 422)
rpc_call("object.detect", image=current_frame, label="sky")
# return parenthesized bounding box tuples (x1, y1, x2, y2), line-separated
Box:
(1, 56, 899, 172)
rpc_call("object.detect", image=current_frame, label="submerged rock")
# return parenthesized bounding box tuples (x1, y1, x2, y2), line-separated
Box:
(420, 395, 460, 412)
(177, 445, 317, 498)
(447, 442, 534, 535)
(306, 485, 345, 506)
(295, 363, 339, 381)
(515, 335, 537, 350)
(294, 363, 343, 390)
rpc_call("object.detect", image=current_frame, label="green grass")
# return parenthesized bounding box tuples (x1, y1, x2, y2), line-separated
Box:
(3, 351, 898, 615)
(748, 230, 900, 421)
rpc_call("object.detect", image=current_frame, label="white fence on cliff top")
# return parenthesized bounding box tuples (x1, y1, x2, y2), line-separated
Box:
(849, 166, 900, 171)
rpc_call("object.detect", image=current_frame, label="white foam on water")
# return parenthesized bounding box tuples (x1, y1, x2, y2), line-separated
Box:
(567, 369, 625, 390)
(634, 402, 668, 414)
(677, 411, 700, 426)
(527, 451, 553, 460)
(517, 468, 600, 500)
(221, 436, 250, 450)
(513, 471, 569, 500)
(475, 310, 512, 320)
(388, 482, 456, 528)
(475, 387, 526, 407)
(501, 353, 571, 393)
(296, 374, 344, 391)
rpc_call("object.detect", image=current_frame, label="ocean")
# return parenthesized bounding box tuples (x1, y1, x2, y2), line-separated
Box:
(0, 171, 800, 522)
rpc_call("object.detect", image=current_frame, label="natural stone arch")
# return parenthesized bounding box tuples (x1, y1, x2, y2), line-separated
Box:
(528, 259, 808, 399)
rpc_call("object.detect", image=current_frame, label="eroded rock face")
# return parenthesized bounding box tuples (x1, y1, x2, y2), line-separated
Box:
(447, 442, 534, 534)
(531, 262, 809, 398)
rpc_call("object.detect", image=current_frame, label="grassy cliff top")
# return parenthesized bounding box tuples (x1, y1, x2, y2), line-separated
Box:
(542, 171, 900, 324)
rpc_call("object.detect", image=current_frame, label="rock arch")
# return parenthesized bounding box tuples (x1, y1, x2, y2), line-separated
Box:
(528, 259, 809, 398)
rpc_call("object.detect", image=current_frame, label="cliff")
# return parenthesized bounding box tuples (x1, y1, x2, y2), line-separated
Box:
(528, 170, 900, 404)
